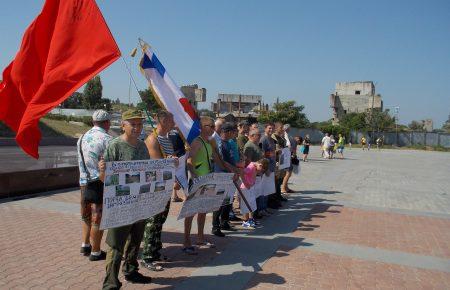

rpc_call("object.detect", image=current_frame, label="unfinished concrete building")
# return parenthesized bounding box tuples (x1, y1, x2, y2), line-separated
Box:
(330, 81, 383, 124)
(180, 84, 206, 109)
(211, 93, 268, 121)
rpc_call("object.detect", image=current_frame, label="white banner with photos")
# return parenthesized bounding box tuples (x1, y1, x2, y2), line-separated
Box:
(100, 159, 175, 230)
(278, 147, 291, 170)
(177, 173, 235, 220)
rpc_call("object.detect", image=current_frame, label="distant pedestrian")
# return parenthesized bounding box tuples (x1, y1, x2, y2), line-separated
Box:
(337, 134, 345, 159)
(376, 136, 383, 150)
(329, 135, 336, 159)
(321, 133, 331, 158)
(77, 109, 112, 261)
(361, 136, 367, 150)
(302, 134, 311, 162)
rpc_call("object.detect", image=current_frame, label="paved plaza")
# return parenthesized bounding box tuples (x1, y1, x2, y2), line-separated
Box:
(1, 147, 449, 289)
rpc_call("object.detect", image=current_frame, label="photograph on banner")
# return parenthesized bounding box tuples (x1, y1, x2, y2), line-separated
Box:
(177, 172, 234, 220)
(278, 147, 291, 170)
(100, 158, 176, 230)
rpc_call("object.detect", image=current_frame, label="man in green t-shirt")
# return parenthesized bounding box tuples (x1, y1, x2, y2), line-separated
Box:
(243, 129, 263, 163)
(99, 109, 152, 289)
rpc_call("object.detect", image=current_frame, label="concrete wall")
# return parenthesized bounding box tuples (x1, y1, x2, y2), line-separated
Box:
(335, 81, 375, 96)
(0, 167, 79, 198)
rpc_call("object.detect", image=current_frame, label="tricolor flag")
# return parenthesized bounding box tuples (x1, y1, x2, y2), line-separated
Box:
(139, 45, 200, 143)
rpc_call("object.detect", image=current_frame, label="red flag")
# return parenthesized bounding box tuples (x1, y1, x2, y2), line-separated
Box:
(0, 0, 121, 158)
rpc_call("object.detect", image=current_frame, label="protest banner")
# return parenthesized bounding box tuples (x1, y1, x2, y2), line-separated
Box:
(278, 147, 291, 170)
(262, 172, 276, 196)
(177, 173, 234, 220)
(100, 159, 175, 230)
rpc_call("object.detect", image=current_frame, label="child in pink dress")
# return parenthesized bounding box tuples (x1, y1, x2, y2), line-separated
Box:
(241, 158, 269, 229)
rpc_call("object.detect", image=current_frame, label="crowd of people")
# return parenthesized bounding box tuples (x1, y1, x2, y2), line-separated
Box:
(77, 109, 303, 289)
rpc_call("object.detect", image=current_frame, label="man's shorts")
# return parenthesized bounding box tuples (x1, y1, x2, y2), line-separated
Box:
(80, 186, 103, 227)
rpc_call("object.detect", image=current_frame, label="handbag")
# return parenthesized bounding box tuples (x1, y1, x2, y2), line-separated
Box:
(291, 156, 300, 166)
(79, 134, 104, 204)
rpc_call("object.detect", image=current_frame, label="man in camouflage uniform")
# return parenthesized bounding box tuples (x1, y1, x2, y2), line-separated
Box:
(141, 110, 180, 271)
(99, 109, 152, 289)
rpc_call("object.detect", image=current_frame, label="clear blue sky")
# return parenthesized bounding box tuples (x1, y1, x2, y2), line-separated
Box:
(1, 0, 449, 127)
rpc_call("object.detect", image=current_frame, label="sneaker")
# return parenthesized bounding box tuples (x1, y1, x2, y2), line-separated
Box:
(124, 271, 152, 284)
(89, 250, 106, 261)
(248, 219, 260, 226)
(212, 229, 225, 237)
(80, 245, 91, 256)
(242, 221, 255, 229)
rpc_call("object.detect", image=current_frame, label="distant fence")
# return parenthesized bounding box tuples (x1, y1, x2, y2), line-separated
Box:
(349, 131, 450, 148)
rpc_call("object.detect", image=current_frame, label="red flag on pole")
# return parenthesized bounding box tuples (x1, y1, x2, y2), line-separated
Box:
(0, 0, 121, 158)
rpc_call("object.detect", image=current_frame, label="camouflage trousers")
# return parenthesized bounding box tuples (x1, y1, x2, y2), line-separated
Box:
(142, 201, 170, 261)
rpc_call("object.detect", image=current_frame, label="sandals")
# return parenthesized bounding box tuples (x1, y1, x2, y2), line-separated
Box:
(182, 246, 198, 255)
(140, 260, 164, 271)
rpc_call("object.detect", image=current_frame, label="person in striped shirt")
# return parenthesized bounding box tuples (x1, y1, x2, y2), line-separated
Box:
(141, 110, 180, 272)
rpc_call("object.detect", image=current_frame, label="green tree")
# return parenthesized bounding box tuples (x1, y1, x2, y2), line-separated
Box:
(442, 115, 450, 133)
(258, 100, 309, 127)
(137, 88, 161, 112)
(61, 92, 83, 109)
(82, 76, 103, 109)
(339, 112, 367, 131)
(408, 120, 424, 131)
(371, 109, 395, 132)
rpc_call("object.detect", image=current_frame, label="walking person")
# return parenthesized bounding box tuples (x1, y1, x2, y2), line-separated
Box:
(77, 110, 112, 261)
(100, 109, 152, 289)
(337, 134, 345, 159)
(321, 133, 331, 159)
(361, 136, 367, 150)
(329, 135, 336, 159)
(302, 134, 311, 162)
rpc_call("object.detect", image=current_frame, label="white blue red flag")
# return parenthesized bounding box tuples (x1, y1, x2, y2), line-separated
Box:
(139, 45, 200, 143)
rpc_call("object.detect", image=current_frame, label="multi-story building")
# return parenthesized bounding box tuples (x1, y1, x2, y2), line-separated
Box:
(180, 84, 206, 109)
(330, 81, 383, 124)
(211, 93, 268, 121)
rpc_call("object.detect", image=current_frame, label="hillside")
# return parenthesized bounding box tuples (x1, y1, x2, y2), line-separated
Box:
(0, 118, 90, 138)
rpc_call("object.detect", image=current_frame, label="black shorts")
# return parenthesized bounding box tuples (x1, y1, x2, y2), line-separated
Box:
(81, 180, 104, 204)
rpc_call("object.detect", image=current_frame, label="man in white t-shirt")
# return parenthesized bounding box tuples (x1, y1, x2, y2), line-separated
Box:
(321, 133, 331, 159)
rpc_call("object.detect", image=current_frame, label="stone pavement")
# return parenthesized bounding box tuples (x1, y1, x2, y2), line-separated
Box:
(1, 146, 449, 289)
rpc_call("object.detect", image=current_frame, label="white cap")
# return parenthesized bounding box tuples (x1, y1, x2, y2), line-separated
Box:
(283, 124, 291, 130)
(92, 110, 111, 122)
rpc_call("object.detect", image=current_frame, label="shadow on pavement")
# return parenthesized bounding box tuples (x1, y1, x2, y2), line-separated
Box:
(141, 191, 343, 289)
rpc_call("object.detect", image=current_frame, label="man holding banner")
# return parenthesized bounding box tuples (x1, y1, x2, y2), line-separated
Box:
(183, 116, 234, 254)
(99, 109, 152, 289)
(141, 110, 178, 271)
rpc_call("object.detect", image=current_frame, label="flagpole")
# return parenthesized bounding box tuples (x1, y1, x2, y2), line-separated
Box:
(120, 54, 155, 128)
